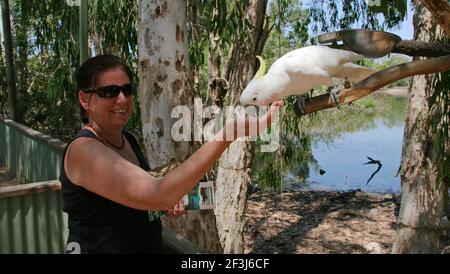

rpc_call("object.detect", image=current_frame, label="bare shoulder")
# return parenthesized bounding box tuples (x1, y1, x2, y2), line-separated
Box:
(66, 137, 106, 161)
(64, 137, 115, 185)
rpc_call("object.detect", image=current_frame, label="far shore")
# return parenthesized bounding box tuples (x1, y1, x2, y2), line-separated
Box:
(375, 86, 408, 96)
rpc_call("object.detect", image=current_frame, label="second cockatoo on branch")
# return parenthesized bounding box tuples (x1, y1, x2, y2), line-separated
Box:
(240, 45, 376, 113)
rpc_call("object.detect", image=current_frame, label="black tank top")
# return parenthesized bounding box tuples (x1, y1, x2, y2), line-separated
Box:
(59, 129, 163, 254)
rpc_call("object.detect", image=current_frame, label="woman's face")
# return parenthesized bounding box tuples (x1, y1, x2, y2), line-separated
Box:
(85, 67, 133, 130)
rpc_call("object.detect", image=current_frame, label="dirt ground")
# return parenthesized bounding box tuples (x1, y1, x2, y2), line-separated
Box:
(244, 189, 450, 254)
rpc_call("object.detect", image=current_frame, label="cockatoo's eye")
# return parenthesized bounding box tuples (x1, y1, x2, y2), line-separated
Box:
(252, 97, 257, 101)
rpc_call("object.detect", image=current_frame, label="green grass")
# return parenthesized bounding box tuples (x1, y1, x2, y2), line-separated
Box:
(357, 98, 376, 109)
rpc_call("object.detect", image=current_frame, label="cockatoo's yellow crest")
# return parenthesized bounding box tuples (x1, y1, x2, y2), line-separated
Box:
(254, 56, 266, 80)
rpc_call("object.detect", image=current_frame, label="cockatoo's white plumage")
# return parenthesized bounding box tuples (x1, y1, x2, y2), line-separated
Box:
(240, 45, 376, 106)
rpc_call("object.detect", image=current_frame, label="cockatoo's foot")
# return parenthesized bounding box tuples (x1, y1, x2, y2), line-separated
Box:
(295, 95, 308, 116)
(329, 86, 341, 107)
(344, 80, 352, 89)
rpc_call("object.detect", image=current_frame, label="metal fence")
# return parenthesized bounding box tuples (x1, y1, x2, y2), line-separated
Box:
(0, 119, 66, 184)
(0, 118, 203, 254)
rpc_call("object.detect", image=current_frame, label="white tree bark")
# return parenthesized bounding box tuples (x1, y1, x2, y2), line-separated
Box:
(214, 140, 253, 253)
(138, 0, 222, 253)
(214, 0, 268, 254)
(392, 1, 447, 253)
(138, 0, 191, 169)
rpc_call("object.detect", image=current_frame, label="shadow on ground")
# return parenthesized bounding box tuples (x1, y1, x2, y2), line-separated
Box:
(244, 189, 402, 254)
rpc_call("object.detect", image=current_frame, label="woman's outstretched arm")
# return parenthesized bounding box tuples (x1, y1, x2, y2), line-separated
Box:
(65, 101, 283, 211)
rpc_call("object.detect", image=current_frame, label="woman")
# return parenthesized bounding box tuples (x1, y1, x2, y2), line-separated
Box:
(60, 54, 282, 254)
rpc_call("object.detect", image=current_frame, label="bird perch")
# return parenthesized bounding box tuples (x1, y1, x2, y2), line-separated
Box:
(328, 40, 450, 57)
(295, 55, 450, 116)
(392, 40, 450, 57)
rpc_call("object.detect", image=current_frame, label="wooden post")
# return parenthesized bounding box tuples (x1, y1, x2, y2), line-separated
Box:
(79, 0, 88, 63)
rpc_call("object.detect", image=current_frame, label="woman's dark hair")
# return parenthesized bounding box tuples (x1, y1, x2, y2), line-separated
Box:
(76, 54, 133, 124)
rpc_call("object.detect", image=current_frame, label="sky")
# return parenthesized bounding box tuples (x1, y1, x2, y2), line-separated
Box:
(299, 0, 415, 40)
(297, 0, 415, 61)
(387, 0, 414, 40)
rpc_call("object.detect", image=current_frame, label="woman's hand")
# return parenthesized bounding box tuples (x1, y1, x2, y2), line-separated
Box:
(166, 198, 186, 217)
(218, 100, 283, 141)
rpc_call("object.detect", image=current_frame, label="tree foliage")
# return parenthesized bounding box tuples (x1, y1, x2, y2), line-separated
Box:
(0, 0, 141, 140)
(89, 0, 138, 59)
(427, 33, 450, 187)
(306, 0, 406, 44)
(7, 0, 80, 139)
(187, 0, 252, 74)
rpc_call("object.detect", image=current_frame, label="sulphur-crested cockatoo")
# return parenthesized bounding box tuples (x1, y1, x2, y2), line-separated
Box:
(240, 45, 376, 109)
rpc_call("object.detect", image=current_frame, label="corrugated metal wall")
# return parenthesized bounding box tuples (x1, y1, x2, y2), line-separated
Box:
(0, 186, 68, 254)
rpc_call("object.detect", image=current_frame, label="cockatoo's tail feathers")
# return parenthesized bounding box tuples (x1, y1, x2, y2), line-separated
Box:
(254, 56, 266, 79)
(332, 62, 377, 83)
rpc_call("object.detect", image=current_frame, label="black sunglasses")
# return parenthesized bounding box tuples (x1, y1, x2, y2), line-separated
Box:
(82, 83, 133, 98)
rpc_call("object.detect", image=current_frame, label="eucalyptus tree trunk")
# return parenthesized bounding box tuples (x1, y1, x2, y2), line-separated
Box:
(0, 7, 3, 53)
(0, 10, 4, 116)
(214, 0, 269, 254)
(12, 2, 28, 123)
(88, 31, 103, 57)
(419, 0, 450, 37)
(0, 0, 18, 122)
(206, 1, 227, 109)
(392, 1, 447, 253)
(138, 0, 192, 169)
(138, 0, 222, 253)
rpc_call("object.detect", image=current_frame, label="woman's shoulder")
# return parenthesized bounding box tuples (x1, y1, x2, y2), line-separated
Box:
(70, 135, 100, 147)
(65, 135, 108, 166)
(62, 130, 112, 189)
(65, 128, 113, 161)
(62, 129, 97, 154)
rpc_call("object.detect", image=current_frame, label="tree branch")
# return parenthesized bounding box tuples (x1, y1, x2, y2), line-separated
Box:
(329, 40, 450, 57)
(295, 55, 450, 116)
(392, 40, 450, 57)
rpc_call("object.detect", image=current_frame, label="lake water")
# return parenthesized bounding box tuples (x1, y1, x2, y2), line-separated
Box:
(285, 119, 404, 193)
(283, 94, 407, 194)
